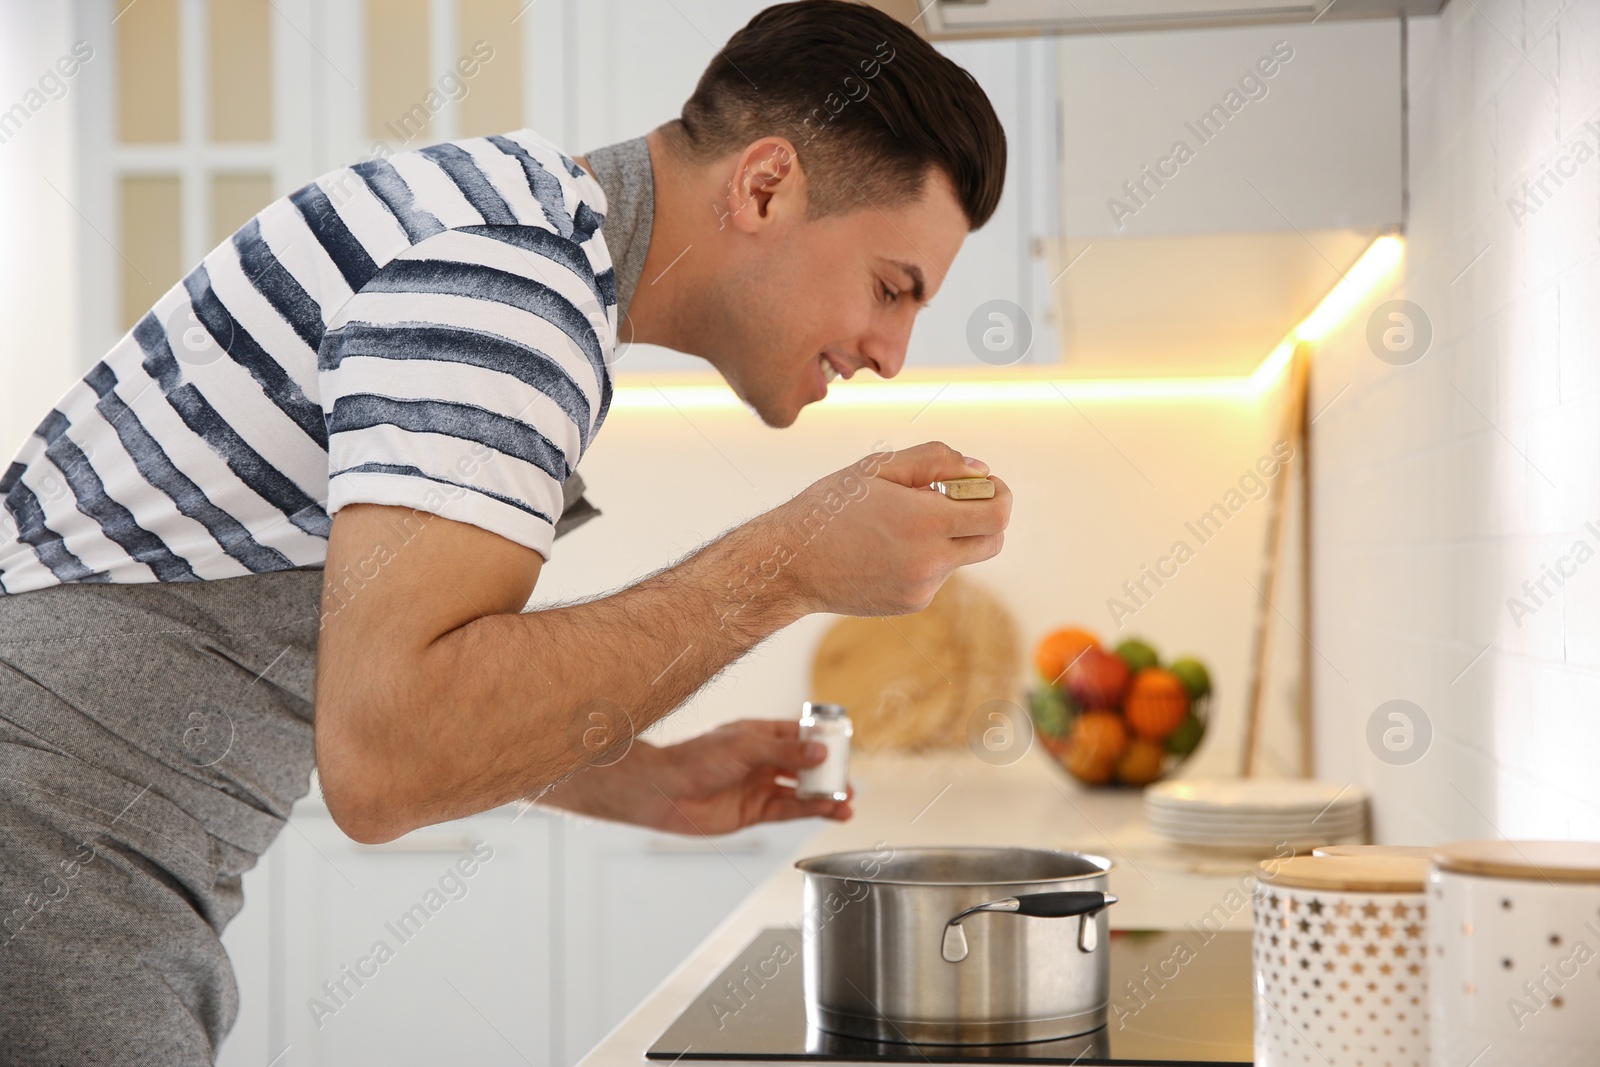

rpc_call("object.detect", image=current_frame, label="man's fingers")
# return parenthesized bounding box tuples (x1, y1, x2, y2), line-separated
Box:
(711, 720, 826, 770)
(950, 531, 1007, 568)
(871, 442, 989, 490)
(927, 475, 1012, 538)
(742, 730, 825, 771)
(731, 718, 798, 739)
(758, 791, 853, 825)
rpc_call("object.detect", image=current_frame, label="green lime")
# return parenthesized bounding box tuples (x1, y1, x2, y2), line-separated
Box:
(1028, 685, 1075, 739)
(1114, 638, 1160, 675)
(1165, 712, 1205, 756)
(1168, 657, 1212, 700)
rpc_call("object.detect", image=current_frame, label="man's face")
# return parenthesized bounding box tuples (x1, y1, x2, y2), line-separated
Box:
(708, 169, 969, 428)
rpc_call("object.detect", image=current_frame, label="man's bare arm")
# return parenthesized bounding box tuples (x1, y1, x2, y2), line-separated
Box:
(313, 443, 1007, 843)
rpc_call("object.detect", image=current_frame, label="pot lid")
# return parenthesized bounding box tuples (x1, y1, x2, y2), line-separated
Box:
(1260, 855, 1428, 893)
(1431, 840, 1600, 883)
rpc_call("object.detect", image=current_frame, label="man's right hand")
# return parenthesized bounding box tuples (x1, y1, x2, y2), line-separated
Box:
(762, 441, 1010, 617)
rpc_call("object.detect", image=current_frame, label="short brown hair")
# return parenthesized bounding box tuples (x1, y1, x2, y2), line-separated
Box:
(666, 0, 1007, 229)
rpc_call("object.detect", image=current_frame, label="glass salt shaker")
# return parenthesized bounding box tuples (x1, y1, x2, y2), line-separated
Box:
(796, 702, 852, 801)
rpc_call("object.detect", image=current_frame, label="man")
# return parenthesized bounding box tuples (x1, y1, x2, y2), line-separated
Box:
(0, 1, 1009, 1063)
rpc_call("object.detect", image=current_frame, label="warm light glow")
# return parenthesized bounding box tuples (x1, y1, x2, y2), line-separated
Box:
(1292, 234, 1404, 344)
(1246, 340, 1298, 395)
(611, 235, 1406, 412)
(611, 374, 1264, 415)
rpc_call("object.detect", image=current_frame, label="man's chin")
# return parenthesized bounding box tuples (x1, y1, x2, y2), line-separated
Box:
(755, 402, 802, 429)
(736, 385, 805, 428)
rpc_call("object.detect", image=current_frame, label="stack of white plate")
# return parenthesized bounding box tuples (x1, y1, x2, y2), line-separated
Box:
(1145, 779, 1367, 850)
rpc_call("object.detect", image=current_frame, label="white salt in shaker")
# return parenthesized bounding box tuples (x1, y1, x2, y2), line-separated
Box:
(796, 702, 852, 801)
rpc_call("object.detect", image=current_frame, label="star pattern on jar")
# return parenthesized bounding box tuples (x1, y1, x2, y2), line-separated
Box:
(1252, 887, 1430, 1065)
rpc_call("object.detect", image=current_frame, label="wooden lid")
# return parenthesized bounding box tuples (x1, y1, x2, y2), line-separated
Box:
(1313, 845, 1436, 860)
(1432, 840, 1600, 883)
(1260, 855, 1429, 892)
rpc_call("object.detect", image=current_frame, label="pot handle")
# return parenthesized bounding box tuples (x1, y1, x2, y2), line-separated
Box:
(1010, 891, 1116, 918)
(941, 891, 1118, 962)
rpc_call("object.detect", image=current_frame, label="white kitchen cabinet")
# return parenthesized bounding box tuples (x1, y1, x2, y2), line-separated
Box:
(275, 809, 555, 1067)
(1057, 20, 1403, 238)
(905, 37, 1061, 368)
(552, 815, 820, 1064)
(215, 802, 822, 1067)
(216, 839, 279, 1067)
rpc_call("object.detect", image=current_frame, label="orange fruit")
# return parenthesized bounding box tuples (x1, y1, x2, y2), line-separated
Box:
(1124, 668, 1190, 740)
(1033, 627, 1101, 684)
(1064, 744, 1116, 785)
(1062, 709, 1127, 784)
(1115, 738, 1167, 785)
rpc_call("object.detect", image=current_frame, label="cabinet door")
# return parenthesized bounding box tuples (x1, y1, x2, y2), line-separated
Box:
(279, 810, 555, 1067)
(216, 838, 281, 1067)
(1057, 21, 1402, 237)
(905, 37, 1059, 367)
(554, 816, 819, 1065)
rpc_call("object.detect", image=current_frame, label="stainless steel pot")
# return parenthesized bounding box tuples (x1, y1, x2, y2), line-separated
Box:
(794, 846, 1117, 1045)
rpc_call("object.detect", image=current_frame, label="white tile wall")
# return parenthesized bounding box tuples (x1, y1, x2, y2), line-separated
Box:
(1310, 3, 1600, 841)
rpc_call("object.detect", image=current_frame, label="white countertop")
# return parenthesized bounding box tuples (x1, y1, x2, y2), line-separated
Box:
(575, 750, 1271, 1067)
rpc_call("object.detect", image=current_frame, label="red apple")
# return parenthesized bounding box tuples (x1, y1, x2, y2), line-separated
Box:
(1065, 647, 1131, 710)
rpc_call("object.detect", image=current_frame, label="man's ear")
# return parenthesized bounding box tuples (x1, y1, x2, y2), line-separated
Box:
(723, 136, 805, 234)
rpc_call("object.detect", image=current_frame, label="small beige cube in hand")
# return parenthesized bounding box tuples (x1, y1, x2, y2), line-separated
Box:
(931, 477, 995, 500)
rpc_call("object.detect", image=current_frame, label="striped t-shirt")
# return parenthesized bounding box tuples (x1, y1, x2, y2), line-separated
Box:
(0, 129, 618, 596)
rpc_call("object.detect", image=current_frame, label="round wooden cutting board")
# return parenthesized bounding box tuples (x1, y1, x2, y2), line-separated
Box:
(809, 575, 1022, 751)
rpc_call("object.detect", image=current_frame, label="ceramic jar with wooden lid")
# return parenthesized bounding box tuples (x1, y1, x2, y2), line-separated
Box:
(1428, 840, 1600, 1067)
(1253, 854, 1431, 1066)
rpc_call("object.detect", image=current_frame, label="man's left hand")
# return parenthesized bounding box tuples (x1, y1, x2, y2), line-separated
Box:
(537, 718, 854, 835)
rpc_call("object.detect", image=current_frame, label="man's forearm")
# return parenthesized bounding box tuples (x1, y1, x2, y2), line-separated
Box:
(355, 517, 807, 836)
(532, 740, 668, 823)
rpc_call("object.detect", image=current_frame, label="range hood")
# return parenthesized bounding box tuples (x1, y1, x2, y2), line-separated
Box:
(864, 0, 1447, 39)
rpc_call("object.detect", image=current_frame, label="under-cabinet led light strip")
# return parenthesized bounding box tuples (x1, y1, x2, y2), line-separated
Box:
(610, 235, 1404, 412)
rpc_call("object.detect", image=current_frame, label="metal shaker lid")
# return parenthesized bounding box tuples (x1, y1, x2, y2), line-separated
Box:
(802, 702, 849, 719)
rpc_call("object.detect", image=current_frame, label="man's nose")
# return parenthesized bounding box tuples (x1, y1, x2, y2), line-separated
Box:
(862, 317, 914, 379)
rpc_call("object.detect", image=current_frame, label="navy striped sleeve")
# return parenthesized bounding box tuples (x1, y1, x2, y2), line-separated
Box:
(318, 225, 613, 559)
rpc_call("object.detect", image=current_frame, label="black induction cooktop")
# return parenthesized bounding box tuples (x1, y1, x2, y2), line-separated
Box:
(647, 926, 1254, 1066)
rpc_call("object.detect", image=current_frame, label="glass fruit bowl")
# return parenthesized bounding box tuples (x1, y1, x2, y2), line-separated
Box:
(1026, 630, 1211, 788)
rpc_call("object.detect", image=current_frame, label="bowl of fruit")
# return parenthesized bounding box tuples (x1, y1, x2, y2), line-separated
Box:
(1027, 627, 1210, 787)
